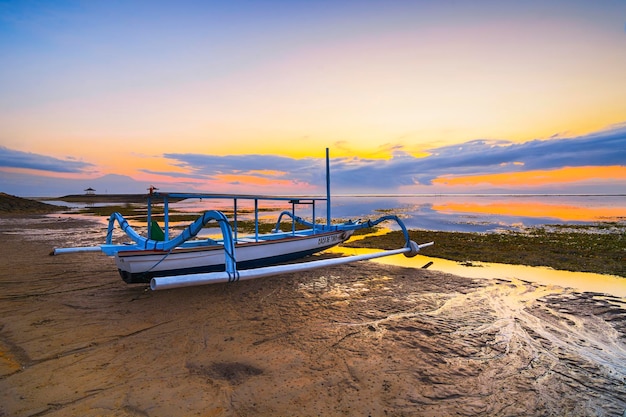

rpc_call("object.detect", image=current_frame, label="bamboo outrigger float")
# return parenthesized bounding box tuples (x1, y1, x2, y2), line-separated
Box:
(52, 150, 433, 290)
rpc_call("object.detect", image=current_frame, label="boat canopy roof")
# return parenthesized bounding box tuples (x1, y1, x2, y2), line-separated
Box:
(149, 192, 328, 203)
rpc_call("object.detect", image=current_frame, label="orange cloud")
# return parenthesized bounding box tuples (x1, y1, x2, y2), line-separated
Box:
(245, 169, 288, 177)
(217, 174, 310, 189)
(434, 166, 626, 188)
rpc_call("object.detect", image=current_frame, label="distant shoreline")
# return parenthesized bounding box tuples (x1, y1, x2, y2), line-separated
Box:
(45, 194, 152, 203)
(21, 192, 626, 200)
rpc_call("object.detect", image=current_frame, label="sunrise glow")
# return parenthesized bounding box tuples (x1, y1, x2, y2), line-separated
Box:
(432, 200, 625, 222)
(434, 166, 626, 189)
(0, 1, 624, 196)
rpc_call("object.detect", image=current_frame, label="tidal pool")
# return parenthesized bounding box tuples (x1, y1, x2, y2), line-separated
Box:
(328, 246, 626, 298)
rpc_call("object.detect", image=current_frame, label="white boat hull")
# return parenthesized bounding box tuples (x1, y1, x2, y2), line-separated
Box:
(115, 230, 352, 283)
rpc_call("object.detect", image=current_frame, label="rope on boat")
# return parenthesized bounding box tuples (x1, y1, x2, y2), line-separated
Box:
(143, 248, 174, 274)
(228, 270, 241, 283)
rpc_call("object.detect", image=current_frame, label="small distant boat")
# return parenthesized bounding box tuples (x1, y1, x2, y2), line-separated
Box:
(52, 150, 432, 290)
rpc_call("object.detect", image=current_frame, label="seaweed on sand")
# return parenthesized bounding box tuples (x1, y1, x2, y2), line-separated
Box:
(346, 226, 625, 277)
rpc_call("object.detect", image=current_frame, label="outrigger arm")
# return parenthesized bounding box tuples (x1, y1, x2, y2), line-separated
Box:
(150, 240, 433, 290)
(151, 213, 433, 290)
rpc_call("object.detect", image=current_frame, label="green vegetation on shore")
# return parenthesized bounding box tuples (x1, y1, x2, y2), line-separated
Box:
(345, 226, 625, 277)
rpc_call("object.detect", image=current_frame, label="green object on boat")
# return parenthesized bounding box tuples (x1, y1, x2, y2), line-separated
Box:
(150, 220, 165, 241)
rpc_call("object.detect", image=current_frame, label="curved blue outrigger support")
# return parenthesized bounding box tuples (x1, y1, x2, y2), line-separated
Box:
(272, 211, 315, 232)
(105, 210, 229, 250)
(52, 209, 241, 279)
(273, 211, 414, 249)
(98, 210, 237, 278)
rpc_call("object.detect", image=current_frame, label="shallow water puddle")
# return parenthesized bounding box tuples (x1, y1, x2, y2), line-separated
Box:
(327, 246, 626, 298)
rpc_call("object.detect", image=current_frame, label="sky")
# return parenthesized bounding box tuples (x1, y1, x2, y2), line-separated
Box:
(1, 0, 625, 197)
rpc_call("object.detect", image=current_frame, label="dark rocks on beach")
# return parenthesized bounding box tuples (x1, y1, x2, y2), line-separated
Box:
(0, 193, 65, 214)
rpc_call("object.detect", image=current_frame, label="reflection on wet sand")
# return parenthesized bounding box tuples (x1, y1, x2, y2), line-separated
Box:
(336, 225, 626, 298)
(329, 246, 626, 298)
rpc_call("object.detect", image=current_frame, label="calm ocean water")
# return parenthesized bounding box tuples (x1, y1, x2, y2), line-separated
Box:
(330, 194, 626, 232)
(169, 194, 625, 233)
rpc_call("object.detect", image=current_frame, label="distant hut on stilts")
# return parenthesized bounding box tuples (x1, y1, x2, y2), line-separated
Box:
(84, 187, 96, 195)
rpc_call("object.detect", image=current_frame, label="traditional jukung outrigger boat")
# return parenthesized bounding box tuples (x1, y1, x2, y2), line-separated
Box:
(52, 150, 433, 290)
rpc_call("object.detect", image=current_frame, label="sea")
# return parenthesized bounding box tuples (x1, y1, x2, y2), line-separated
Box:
(331, 194, 626, 232)
(165, 194, 626, 233)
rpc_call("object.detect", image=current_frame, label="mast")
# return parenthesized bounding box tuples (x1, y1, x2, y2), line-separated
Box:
(326, 148, 331, 227)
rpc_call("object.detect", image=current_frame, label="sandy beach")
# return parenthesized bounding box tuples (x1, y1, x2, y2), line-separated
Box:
(1, 215, 625, 416)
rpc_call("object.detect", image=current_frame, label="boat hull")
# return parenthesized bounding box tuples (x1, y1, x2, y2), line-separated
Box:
(116, 230, 351, 283)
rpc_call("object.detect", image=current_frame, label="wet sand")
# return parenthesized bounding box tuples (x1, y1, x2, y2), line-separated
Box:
(1, 216, 625, 416)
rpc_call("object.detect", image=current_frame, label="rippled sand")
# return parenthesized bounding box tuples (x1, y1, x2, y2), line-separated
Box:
(1, 216, 625, 416)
